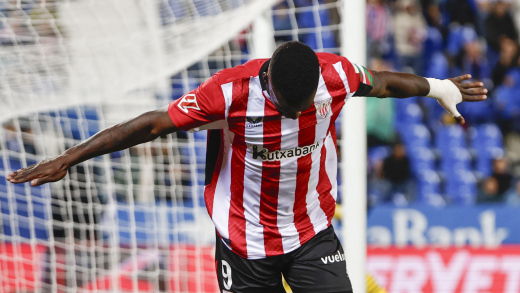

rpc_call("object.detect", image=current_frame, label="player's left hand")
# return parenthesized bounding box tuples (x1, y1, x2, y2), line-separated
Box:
(447, 74, 488, 125)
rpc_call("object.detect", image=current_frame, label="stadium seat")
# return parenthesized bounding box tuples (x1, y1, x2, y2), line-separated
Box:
(368, 146, 391, 168)
(116, 202, 201, 245)
(475, 147, 505, 177)
(440, 147, 471, 177)
(417, 169, 440, 190)
(0, 175, 6, 194)
(458, 99, 494, 124)
(395, 99, 423, 131)
(1, 185, 50, 240)
(192, 0, 219, 16)
(446, 25, 477, 57)
(168, 0, 189, 18)
(423, 28, 444, 76)
(425, 52, 449, 80)
(401, 124, 432, 149)
(435, 125, 466, 154)
(469, 124, 503, 152)
(60, 108, 79, 120)
(468, 124, 504, 177)
(59, 115, 83, 140)
(8, 157, 22, 171)
(445, 170, 477, 205)
(409, 147, 435, 175)
(416, 170, 446, 206)
(83, 106, 100, 121)
(321, 30, 337, 50)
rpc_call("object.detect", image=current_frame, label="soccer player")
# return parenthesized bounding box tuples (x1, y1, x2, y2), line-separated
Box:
(7, 41, 487, 293)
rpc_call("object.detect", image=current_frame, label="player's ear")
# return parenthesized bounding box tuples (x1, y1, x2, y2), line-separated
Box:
(262, 72, 268, 84)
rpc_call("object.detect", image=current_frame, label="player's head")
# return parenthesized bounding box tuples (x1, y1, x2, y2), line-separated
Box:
(263, 41, 320, 119)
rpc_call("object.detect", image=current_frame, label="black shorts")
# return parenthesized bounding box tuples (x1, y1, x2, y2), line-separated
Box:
(215, 225, 353, 293)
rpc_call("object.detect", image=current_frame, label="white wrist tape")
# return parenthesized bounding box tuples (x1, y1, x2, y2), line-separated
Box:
(426, 78, 463, 118)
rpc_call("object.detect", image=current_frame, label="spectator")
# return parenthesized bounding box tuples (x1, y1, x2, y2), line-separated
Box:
(454, 39, 492, 87)
(446, 25, 478, 58)
(424, 2, 448, 40)
(393, 0, 427, 74)
(380, 142, 415, 203)
(477, 176, 505, 203)
(444, 0, 479, 29)
(485, 0, 518, 53)
(366, 0, 392, 59)
(492, 157, 513, 195)
(491, 37, 519, 87)
(494, 68, 520, 133)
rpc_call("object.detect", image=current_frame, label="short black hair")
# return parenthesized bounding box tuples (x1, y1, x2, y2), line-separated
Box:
(269, 41, 320, 108)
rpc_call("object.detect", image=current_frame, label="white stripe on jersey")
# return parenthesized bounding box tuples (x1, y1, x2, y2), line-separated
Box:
(305, 138, 329, 234)
(333, 62, 351, 96)
(221, 82, 234, 119)
(277, 118, 301, 254)
(306, 72, 334, 234)
(212, 129, 233, 240)
(324, 134, 338, 201)
(353, 63, 359, 73)
(243, 76, 266, 259)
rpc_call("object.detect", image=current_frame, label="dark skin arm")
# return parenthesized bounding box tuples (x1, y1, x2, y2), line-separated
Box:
(368, 71, 488, 124)
(6, 107, 178, 186)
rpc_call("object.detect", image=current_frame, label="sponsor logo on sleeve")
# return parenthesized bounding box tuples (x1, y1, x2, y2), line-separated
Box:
(177, 94, 200, 113)
(315, 98, 332, 119)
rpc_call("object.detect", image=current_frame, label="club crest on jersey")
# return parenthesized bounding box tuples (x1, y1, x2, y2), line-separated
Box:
(315, 98, 332, 119)
(252, 140, 322, 161)
(245, 116, 263, 128)
(177, 94, 200, 113)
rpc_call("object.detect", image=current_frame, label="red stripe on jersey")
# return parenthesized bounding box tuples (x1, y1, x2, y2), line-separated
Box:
(321, 62, 347, 100)
(204, 130, 224, 218)
(316, 52, 361, 95)
(259, 102, 284, 256)
(293, 109, 318, 244)
(317, 62, 345, 228)
(228, 79, 250, 258)
(316, 141, 335, 226)
(341, 60, 361, 93)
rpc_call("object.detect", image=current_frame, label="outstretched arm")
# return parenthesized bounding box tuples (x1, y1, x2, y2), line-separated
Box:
(366, 72, 488, 125)
(6, 107, 178, 186)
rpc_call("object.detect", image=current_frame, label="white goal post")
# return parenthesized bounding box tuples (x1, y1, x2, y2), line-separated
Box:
(0, 1, 367, 292)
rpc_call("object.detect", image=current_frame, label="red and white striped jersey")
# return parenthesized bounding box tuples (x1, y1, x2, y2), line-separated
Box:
(168, 52, 373, 259)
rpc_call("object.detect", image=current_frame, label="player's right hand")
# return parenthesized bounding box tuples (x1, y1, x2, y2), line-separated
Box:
(6, 156, 69, 187)
(446, 74, 488, 125)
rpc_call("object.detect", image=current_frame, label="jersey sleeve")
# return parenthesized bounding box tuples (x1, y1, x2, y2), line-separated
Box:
(168, 75, 226, 131)
(317, 53, 374, 97)
(337, 56, 374, 97)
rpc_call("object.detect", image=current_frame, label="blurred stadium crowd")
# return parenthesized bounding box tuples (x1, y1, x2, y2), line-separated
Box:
(363, 0, 520, 207)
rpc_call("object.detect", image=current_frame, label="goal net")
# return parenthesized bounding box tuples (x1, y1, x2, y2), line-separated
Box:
(0, 0, 347, 292)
